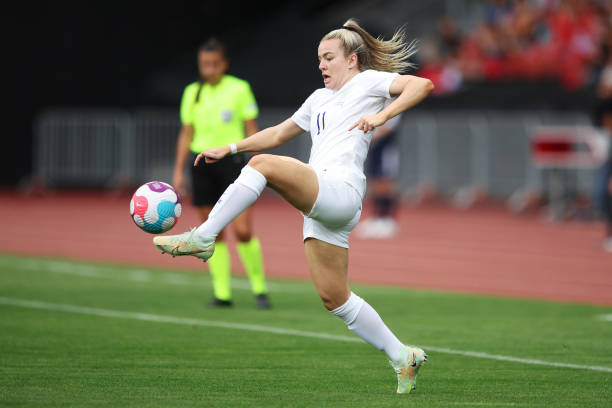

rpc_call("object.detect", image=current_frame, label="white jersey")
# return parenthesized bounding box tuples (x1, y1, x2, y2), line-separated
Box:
(291, 69, 399, 198)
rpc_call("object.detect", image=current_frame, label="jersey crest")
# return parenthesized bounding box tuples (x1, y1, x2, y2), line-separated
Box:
(221, 109, 234, 123)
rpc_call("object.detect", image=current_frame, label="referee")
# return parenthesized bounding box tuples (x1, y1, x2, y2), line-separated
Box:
(173, 38, 270, 308)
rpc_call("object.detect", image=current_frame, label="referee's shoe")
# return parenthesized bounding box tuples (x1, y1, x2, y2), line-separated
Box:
(154, 228, 215, 261)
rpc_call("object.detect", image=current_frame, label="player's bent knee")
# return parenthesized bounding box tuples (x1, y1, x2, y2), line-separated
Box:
(247, 154, 274, 175)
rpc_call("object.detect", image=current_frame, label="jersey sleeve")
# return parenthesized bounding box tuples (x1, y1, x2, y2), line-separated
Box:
(179, 85, 195, 125)
(237, 82, 259, 121)
(291, 92, 315, 132)
(365, 70, 400, 98)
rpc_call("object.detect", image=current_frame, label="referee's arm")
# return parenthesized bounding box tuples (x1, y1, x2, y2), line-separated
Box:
(173, 124, 193, 193)
(245, 119, 258, 137)
(244, 119, 259, 155)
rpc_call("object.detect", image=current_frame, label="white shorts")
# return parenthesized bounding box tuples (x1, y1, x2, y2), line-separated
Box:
(303, 169, 362, 248)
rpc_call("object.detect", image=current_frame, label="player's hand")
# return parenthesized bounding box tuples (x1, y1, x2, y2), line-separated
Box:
(194, 145, 231, 166)
(349, 113, 386, 133)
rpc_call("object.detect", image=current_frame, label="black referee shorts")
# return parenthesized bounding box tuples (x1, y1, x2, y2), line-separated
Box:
(190, 152, 249, 207)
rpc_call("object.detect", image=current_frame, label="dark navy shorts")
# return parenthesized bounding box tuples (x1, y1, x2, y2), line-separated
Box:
(366, 132, 399, 179)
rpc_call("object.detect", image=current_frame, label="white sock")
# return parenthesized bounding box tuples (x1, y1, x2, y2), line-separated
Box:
(331, 292, 404, 363)
(196, 165, 266, 239)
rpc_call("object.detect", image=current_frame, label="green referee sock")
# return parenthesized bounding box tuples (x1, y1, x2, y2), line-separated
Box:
(236, 237, 268, 295)
(208, 241, 232, 301)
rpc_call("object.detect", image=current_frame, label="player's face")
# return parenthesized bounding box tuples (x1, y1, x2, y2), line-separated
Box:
(198, 50, 228, 85)
(318, 38, 356, 90)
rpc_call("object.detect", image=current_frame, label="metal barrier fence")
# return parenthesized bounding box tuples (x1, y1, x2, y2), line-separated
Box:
(398, 110, 600, 197)
(34, 108, 601, 199)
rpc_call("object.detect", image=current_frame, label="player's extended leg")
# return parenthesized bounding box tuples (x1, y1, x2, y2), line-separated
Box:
(197, 153, 318, 236)
(198, 206, 232, 306)
(232, 208, 271, 308)
(154, 154, 318, 259)
(248, 154, 319, 213)
(304, 238, 427, 394)
(155, 154, 427, 392)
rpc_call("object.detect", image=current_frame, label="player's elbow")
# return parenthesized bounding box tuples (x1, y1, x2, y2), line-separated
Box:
(422, 78, 434, 95)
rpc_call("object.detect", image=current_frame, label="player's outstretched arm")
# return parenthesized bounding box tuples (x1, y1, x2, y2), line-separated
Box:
(349, 75, 434, 133)
(384, 75, 434, 119)
(195, 118, 304, 165)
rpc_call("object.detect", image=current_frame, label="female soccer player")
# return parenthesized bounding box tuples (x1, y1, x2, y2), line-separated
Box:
(173, 38, 270, 308)
(156, 20, 434, 393)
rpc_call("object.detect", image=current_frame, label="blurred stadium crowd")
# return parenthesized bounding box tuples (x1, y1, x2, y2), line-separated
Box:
(418, 0, 611, 95)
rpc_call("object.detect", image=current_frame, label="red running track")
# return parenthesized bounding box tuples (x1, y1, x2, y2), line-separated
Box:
(2, 191, 611, 305)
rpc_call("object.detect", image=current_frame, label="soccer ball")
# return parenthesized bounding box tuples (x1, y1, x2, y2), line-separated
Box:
(130, 181, 182, 234)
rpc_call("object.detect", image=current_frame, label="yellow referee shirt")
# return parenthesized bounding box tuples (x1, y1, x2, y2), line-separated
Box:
(180, 75, 259, 153)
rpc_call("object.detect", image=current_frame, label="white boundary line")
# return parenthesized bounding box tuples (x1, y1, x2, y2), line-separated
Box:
(599, 314, 612, 322)
(0, 257, 309, 292)
(1, 296, 611, 374)
(0, 296, 356, 342)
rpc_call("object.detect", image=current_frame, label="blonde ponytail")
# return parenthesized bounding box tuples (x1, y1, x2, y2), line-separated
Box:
(322, 19, 417, 73)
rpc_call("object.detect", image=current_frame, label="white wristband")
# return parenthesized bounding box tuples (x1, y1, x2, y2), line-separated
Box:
(229, 143, 238, 155)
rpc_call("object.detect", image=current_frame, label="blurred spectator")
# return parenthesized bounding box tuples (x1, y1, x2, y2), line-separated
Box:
(418, 0, 610, 93)
(594, 32, 612, 252)
(594, 37, 612, 251)
(418, 37, 464, 95)
(356, 99, 403, 239)
(439, 16, 462, 58)
(607, 163, 612, 251)
(596, 116, 612, 251)
(602, 141, 612, 252)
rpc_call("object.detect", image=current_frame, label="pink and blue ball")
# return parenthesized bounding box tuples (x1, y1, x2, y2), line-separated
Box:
(130, 181, 182, 234)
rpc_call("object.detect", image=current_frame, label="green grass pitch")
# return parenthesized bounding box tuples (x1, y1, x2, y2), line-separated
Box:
(0, 253, 611, 407)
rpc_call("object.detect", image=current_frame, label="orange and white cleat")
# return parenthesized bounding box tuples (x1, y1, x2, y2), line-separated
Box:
(390, 345, 427, 394)
(153, 228, 215, 261)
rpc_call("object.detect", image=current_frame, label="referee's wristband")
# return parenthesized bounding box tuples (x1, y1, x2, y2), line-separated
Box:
(229, 143, 238, 155)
